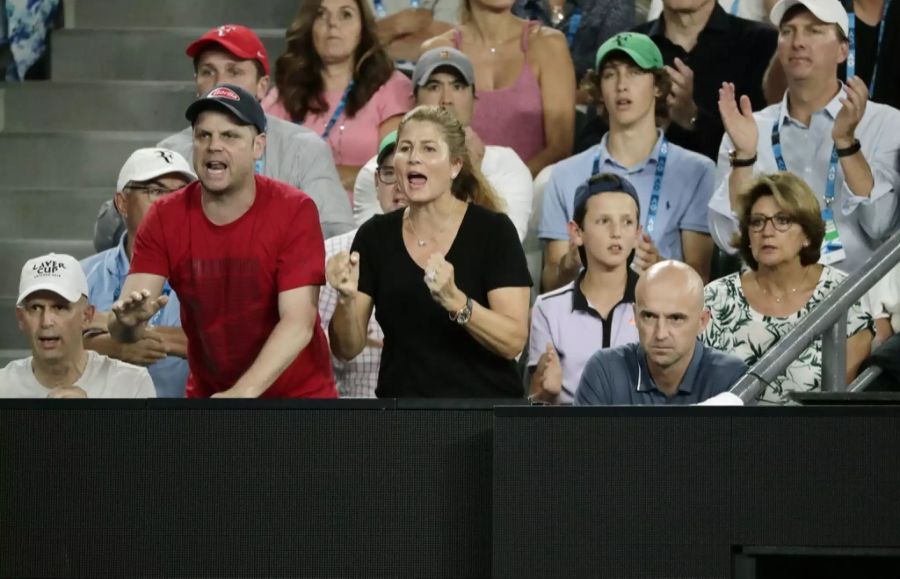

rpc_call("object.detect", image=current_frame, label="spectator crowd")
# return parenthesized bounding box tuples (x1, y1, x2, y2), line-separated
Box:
(3, 0, 900, 405)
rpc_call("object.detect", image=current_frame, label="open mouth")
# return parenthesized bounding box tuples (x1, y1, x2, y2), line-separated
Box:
(615, 98, 632, 107)
(608, 244, 623, 252)
(407, 171, 427, 188)
(38, 336, 60, 348)
(205, 160, 228, 176)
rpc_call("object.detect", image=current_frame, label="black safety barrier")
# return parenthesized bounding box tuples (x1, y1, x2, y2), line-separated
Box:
(1, 401, 899, 578)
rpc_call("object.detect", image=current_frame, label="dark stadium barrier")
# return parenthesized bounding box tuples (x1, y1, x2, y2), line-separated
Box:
(492, 406, 900, 578)
(2, 401, 900, 578)
(0, 399, 518, 578)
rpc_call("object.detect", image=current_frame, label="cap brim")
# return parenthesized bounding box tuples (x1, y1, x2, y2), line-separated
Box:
(596, 47, 658, 70)
(126, 167, 197, 186)
(186, 37, 270, 74)
(770, 0, 848, 34)
(17, 284, 83, 306)
(414, 62, 471, 86)
(769, 0, 801, 26)
(186, 99, 257, 131)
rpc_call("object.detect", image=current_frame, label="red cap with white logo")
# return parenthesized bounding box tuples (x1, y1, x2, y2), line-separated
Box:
(186, 24, 270, 75)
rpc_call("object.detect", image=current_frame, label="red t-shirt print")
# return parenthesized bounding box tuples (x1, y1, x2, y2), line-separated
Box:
(131, 175, 337, 399)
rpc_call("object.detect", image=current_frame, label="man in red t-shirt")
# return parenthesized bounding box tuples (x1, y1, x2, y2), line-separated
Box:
(109, 84, 337, 398)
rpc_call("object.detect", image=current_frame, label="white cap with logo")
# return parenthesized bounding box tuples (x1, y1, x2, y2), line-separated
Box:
(116, 147, 197, 193)
(769, 0, 849, 37)
(17, 253, 89, 306)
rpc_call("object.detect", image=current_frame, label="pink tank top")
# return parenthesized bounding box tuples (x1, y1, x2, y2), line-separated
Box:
(453, 22, 546, 163)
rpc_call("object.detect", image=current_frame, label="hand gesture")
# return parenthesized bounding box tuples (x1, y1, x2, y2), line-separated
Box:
(535, 343, 562, 396)
(665, 58, 698, 129)
(718, 82, 758, 157)
(326, 251, 360, 301)
(120, 328, 168, 366)
(632, 231, 661, 274)
(560, 238, 583, 277)
(112, 289, 169, 330)
(424, 253, 461, 310)
(47, 386, 88, 399)
(464, 126, 486, 168)
(833, 75, 868, 147)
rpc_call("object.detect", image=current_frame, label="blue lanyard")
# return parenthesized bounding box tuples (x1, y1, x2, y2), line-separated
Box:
(591, 137, 669, 235)
(565, 7, 582, 48)
(771, 112, 838, 206)
(373, 0, 419, 18)
(321, 81, 354, 139)
(846, 0, 891, 93)
(730, 0, 740, 15)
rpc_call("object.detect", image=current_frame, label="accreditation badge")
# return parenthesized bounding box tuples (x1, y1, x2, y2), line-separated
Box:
(819, 206, 846, 265)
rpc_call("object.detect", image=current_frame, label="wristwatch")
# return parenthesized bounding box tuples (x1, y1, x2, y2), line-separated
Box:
(450, 296, 473, 325)
(835, 139, 861, 158)
(728, 149, 757, 167)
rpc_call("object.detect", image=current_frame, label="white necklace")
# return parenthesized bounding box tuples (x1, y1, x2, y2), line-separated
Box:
(405, 211, 428, 247)
(755, 267, 812, 303)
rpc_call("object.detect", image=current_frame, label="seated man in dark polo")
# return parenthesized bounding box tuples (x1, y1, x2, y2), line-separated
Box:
(575, 260, 746, 405)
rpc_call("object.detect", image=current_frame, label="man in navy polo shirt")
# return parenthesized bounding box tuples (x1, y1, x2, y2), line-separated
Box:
(528, 173, 641, 405)
(574, 260, 746, 405)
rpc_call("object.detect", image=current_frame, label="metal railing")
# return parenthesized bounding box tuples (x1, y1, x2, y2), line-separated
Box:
(730, 227, 900, 403)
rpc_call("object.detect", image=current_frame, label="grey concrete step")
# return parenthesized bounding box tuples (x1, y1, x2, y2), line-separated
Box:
(52, 28, 286, 82)
(0, 299, 27, 350)
(0, 131, 169, 188)
(65, 0, 298, 29)
(0, 239, 96, 298)
(0, 81, 195, 132)
(0, 188, 109, 239)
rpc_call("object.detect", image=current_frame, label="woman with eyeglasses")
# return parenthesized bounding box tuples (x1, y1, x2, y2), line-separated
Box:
(701, 172, 873, 404)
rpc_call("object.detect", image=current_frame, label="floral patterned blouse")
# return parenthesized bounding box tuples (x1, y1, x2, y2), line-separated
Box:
(702, 266, 874, 404)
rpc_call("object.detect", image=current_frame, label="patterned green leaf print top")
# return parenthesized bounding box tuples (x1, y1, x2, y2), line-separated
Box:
(701, 266, 874, 404)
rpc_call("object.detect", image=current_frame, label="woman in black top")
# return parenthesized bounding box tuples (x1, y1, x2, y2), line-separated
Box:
(327, 106, 532, 397)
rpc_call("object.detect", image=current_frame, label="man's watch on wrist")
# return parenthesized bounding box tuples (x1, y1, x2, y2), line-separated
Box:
(450, 296, 473, 325)
(728, 149, 757, 167)
(835, 138, 861, 157)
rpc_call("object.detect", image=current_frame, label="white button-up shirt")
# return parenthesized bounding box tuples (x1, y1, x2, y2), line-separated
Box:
(708, 86, 900, 272)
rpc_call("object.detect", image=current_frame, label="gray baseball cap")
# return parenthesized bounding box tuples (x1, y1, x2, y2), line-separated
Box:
(412, 47, 475, 87)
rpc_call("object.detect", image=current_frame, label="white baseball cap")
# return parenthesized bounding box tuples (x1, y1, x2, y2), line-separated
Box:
(116, 147, 196, 193)
(770, 0, 849, 37)
(17, 253, 89, 306)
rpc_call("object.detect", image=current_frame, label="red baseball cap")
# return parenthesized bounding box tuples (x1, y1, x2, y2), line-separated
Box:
(186, 24, 270, 75)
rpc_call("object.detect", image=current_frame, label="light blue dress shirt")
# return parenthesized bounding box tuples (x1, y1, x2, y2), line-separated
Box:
(709, 86, 900, 273)
(80, 234, 189, 397)
(538, 129, 715, 262)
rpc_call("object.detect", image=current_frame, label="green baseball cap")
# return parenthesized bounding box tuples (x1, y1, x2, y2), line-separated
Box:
(377, 131, 398, 166)
(594, 32, 664, 71)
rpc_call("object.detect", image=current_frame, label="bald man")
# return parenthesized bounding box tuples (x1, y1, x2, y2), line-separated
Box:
(574, 260, 746, 405)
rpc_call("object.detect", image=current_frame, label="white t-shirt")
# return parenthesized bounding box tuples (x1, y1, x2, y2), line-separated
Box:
(867, 265, 900, 334)
(352, 145, 533, 241)
(0, 351, 156, 398)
